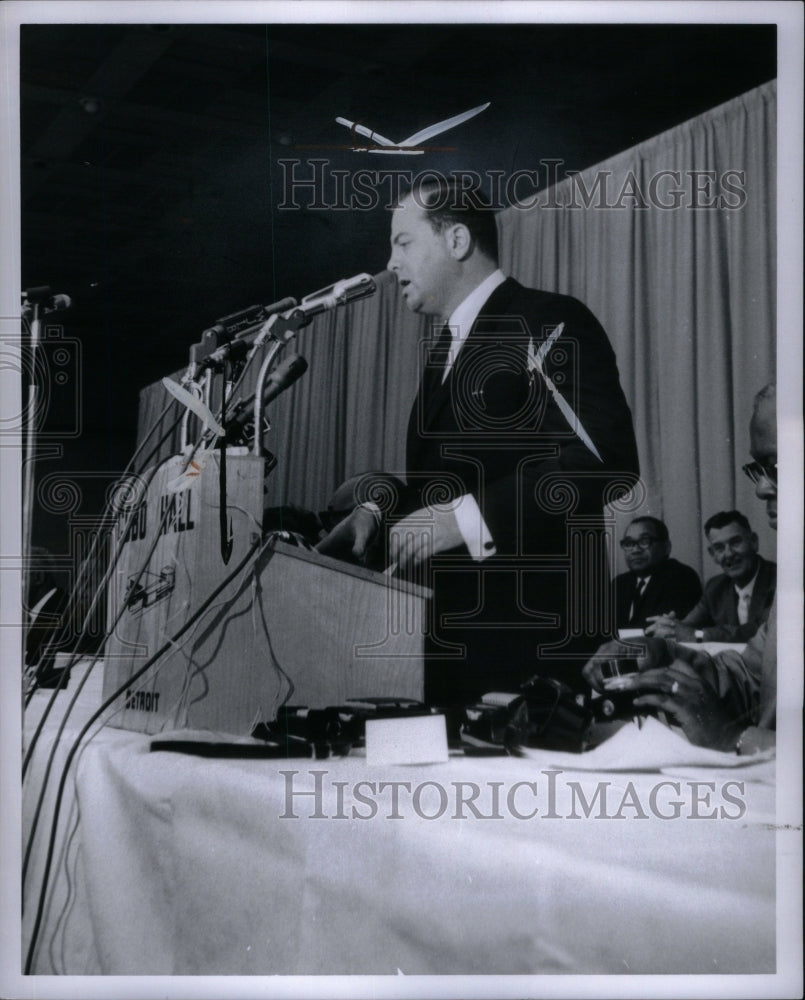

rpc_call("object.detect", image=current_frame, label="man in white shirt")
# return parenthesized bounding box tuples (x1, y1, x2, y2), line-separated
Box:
(645, 509, 775, 643)
(318, 179, 639, 706)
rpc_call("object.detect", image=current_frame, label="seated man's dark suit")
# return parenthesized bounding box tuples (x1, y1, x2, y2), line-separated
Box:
(614, 558, 702, 630)
(400, 277, 639, 706)
(681, 555, 776, 643)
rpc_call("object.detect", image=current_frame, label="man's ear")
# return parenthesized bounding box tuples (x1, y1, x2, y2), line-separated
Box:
(445, 222, 472, 260)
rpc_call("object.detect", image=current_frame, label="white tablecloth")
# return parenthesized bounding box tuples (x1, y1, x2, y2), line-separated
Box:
(22, 663, 776, 975)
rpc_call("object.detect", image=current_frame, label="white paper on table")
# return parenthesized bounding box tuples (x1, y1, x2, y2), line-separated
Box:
(517, 716, 775, 773)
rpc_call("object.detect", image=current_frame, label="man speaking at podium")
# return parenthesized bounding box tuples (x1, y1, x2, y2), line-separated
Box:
(318, 179, 639, 709)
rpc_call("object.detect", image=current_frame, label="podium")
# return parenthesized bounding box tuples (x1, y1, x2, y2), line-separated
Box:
(103, 452, 429, 736)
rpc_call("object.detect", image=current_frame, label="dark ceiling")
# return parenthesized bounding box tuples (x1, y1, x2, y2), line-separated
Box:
(18, 21, 776, 550)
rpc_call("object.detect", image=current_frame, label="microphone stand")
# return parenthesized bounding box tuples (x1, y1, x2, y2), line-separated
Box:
(21, 288, 73, 655)
(181, 273, 377, 458)
(22, 298, 42, 617)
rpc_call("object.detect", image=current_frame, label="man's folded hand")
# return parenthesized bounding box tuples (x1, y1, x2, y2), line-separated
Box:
(315, 505, 380, 565)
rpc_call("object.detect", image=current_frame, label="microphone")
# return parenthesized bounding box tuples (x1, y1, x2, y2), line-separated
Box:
(202, 297, 297, 342)
(297, 272, 376, 319)
(267, 273, 377, 342)
(22, 288, 72, 313)
(261, 353, 309, 405)
(22, 286, 52, 302)
(226, 354, 308, 445)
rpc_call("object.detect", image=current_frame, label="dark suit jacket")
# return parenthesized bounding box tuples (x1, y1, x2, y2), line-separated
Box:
(614, 558, 702, 629)
(682, 556, 776, 642)
(710, 597, 776, 738)
(400, 277, 640, 703)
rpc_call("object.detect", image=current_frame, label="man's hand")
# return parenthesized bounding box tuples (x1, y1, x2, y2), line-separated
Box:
(315, 506, 380, 564)
(582, 636, 673, 692)
(622, 660, 744, 751)
(644, 613, 696, 641)
(388, 505, 464, 573)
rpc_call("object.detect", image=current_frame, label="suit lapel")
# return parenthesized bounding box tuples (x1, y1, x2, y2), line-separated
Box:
(748, 558, 774, 618)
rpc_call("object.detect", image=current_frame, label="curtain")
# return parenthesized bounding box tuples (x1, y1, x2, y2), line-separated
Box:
(137, 82, 776, 581)
(498, 81, 776, 577)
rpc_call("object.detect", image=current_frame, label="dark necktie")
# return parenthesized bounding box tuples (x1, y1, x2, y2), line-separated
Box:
(407, 325, 453, 471)
(424, 324, 453, 398)
(629, 577, 647, 623)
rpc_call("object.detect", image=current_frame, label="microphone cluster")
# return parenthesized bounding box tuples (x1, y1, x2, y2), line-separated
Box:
(184, 272, 376, 449)
(266, 272, 377, 342)
(22, 286, 72, 314)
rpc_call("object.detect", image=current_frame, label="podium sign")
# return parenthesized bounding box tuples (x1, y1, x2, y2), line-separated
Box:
(103, 453, 427, 735)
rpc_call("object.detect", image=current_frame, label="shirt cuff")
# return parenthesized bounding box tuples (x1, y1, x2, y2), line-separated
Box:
(447, 493, 496, 560)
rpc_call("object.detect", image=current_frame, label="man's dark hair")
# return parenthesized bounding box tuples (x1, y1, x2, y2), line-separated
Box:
(627, 516, 669, 542)
(704, 510, 753, 535)
(403, 178, 499, 262)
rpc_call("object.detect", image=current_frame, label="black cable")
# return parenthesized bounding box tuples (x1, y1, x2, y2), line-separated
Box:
(24, 536, 265, 974)
(24, 339, 282, 888)
(22, 429, 184, 776)
(23, 399, 182, 710)
(23, 344, 278, 781)
(23, 342, 254, 711)
(23, 304, 274, 708)
(218, 359, 233, 564)
(22, 437, 218, 881)
(25, 328, 278, 709)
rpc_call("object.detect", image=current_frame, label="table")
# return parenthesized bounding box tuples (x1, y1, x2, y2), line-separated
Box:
(22, 661, 776, 976)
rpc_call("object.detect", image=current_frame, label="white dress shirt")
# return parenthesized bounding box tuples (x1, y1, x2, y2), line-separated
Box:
(441, 269, 507, 381)
(734, 569, 758, 625)
(434, 269, 507, 560)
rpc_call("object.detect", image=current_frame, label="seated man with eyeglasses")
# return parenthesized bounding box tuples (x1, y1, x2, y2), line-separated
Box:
(645, 508, 775, 643)
(613, 517, 702, 630)
(584, 383, 778, 754)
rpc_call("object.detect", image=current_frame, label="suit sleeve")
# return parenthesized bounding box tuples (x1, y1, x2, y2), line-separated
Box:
(708, 622, 768, 727)
(656, 563, 703, 619)
(674, 565, 703, 618)
(698, 614, 773, 644)
(681, 595, 714, 630)
(683, 572, 774, 642)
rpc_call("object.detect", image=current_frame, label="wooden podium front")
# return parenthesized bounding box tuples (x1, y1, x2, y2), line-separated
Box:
(103, 453, 429, 736)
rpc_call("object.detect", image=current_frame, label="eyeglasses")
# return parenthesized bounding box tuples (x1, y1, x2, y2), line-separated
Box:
(620, 535, 660, 551)
(742, 460, 777, 487)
